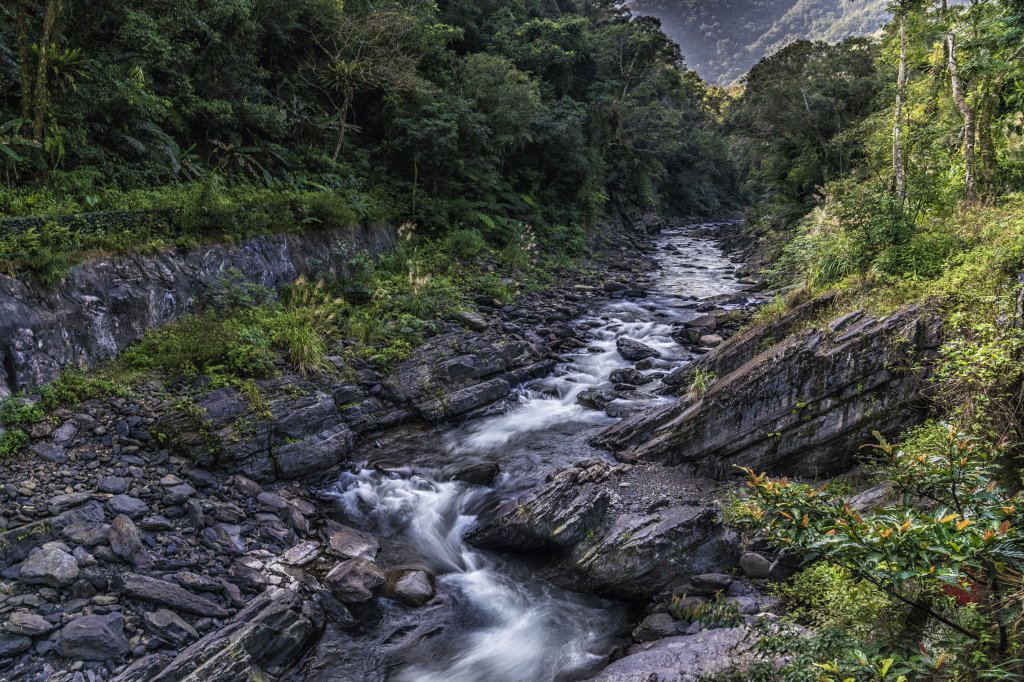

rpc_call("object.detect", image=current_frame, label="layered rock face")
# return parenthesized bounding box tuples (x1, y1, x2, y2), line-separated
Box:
(0, 225, 395, 398)
(594, 302, 942, 478)
(467, 460, 739, 600)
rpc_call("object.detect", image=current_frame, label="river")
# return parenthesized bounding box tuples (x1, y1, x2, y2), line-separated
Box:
(301, 222, 746, 682)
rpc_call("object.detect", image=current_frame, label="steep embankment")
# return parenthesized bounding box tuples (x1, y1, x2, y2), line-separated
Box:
(0, 226, 395, 399)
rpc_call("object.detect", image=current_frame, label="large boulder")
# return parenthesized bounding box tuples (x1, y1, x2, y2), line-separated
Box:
(18, 543, 79, 588)
(595, 303, 942, 478)
(586, 627, 754, 682)
(57, 613, 129, 661)
(467, 461, 738, 600)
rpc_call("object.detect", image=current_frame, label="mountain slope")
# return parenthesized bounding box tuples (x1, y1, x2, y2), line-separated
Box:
(630, 0, 890, 84)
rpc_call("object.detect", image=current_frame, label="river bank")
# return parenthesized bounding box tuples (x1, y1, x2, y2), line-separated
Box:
(0, 217, 769, 681)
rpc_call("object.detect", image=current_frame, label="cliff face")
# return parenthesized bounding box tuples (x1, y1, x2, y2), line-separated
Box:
(593, 302, 942, 478)
(0, 226, 395, 398)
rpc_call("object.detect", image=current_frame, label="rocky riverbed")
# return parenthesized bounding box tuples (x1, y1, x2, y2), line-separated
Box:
(0, 217, 937, 681)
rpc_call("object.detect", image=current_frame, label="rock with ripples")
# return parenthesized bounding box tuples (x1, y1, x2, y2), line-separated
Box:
(466, 460, 614, 550)
(597, 301, 942, 478)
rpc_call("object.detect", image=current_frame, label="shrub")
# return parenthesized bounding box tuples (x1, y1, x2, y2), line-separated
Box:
(0, 397, 45, 427)
(0, 429, 30, 458)
(444, 228, 487, 260)
(773, 563, 890, 638)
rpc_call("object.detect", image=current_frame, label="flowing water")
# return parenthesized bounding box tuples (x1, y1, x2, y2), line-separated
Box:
(304, 223, 748, 682)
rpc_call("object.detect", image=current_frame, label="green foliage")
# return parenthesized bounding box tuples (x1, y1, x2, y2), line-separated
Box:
(773, 563, 891, 638)
(670, 593, 744, 628)
(687, 369, 717, 401)
(739, 428, 1024, 679)
(0, 0, 739, 282)
(0, 429, 30, 458)
(0, 397, 45, 427)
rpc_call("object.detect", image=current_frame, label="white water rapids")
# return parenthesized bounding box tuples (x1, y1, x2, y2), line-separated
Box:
(310, 225, 746, 682)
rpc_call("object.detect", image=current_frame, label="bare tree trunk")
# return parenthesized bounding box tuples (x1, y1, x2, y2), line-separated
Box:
(947, 30, 977, 201)
(332, 90, 352, 161)
(893, 12, 908, 202)
(977, 83, 998, 199)
(32, 0, 61, 142)
(16, 0, 33, 123)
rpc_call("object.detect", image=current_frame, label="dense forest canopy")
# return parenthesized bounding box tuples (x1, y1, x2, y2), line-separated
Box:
(628, 0, 891, 84)
(0, 0, 738, 244)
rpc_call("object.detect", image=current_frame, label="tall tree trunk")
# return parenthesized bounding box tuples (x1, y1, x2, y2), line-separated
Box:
(977, 82, 998, 199)
(947, 30, 977, 201)
(16, 0, 33, 123)
(332, 90, 352, 161)
(32, 0, 61, 143)
(893, 12, 908, 202)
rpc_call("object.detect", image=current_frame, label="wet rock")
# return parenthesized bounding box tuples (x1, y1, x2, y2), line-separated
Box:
(323, 520, 379, 560)
(282, 541, 320, 566)
(200, 523, 246, 556)
(449, 462, 500, 486)
(62, 521, 110, 547)
(121, 574, 230, 618)
(144, 609, 199, 647)
(19, 543, 79, 587)
(383, 569, 435, 606)
(698, 334, 723, 348)
(632, 613, 677, 642)
(57, 612, 129, 661)
(597, 303, 942, 478)
(739, 552, 771, 579)
(577, 389, 619, 411)
(610, 368, 650, 386)
(467, 461, 612, 550)
(589, 628, 753, 682)
(616, 338, 660, 362)
(684, 314, 717, 331)
(325, 558, 386, 603)
(109, 514, 153, 567)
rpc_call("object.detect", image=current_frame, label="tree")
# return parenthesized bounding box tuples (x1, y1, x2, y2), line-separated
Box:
(311, 2, 453, 159)
(741, 427, 1024, 677)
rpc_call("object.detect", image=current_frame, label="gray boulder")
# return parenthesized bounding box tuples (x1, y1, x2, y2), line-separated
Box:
(57, 612, 129, 661)
(383, 569, 435, 607)
(144, 609, 200, 647)
(616, 338, 661, 362)
(587, 628, 753, 682)
(109, 514, 153, 567)
(19, 543, 79, 588)
(325, 558, 386, 603)
(121, 574, 230, 618)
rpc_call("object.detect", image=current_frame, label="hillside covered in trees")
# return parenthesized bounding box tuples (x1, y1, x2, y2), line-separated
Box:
(630, 0, 890, 83)
(0, 0, 737, 281)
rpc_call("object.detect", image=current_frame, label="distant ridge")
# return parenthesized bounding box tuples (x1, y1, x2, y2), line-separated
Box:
(629, 0, 890, 85)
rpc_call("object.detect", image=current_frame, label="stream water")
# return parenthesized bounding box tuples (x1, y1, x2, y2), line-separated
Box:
(303, 223, 747, 682)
